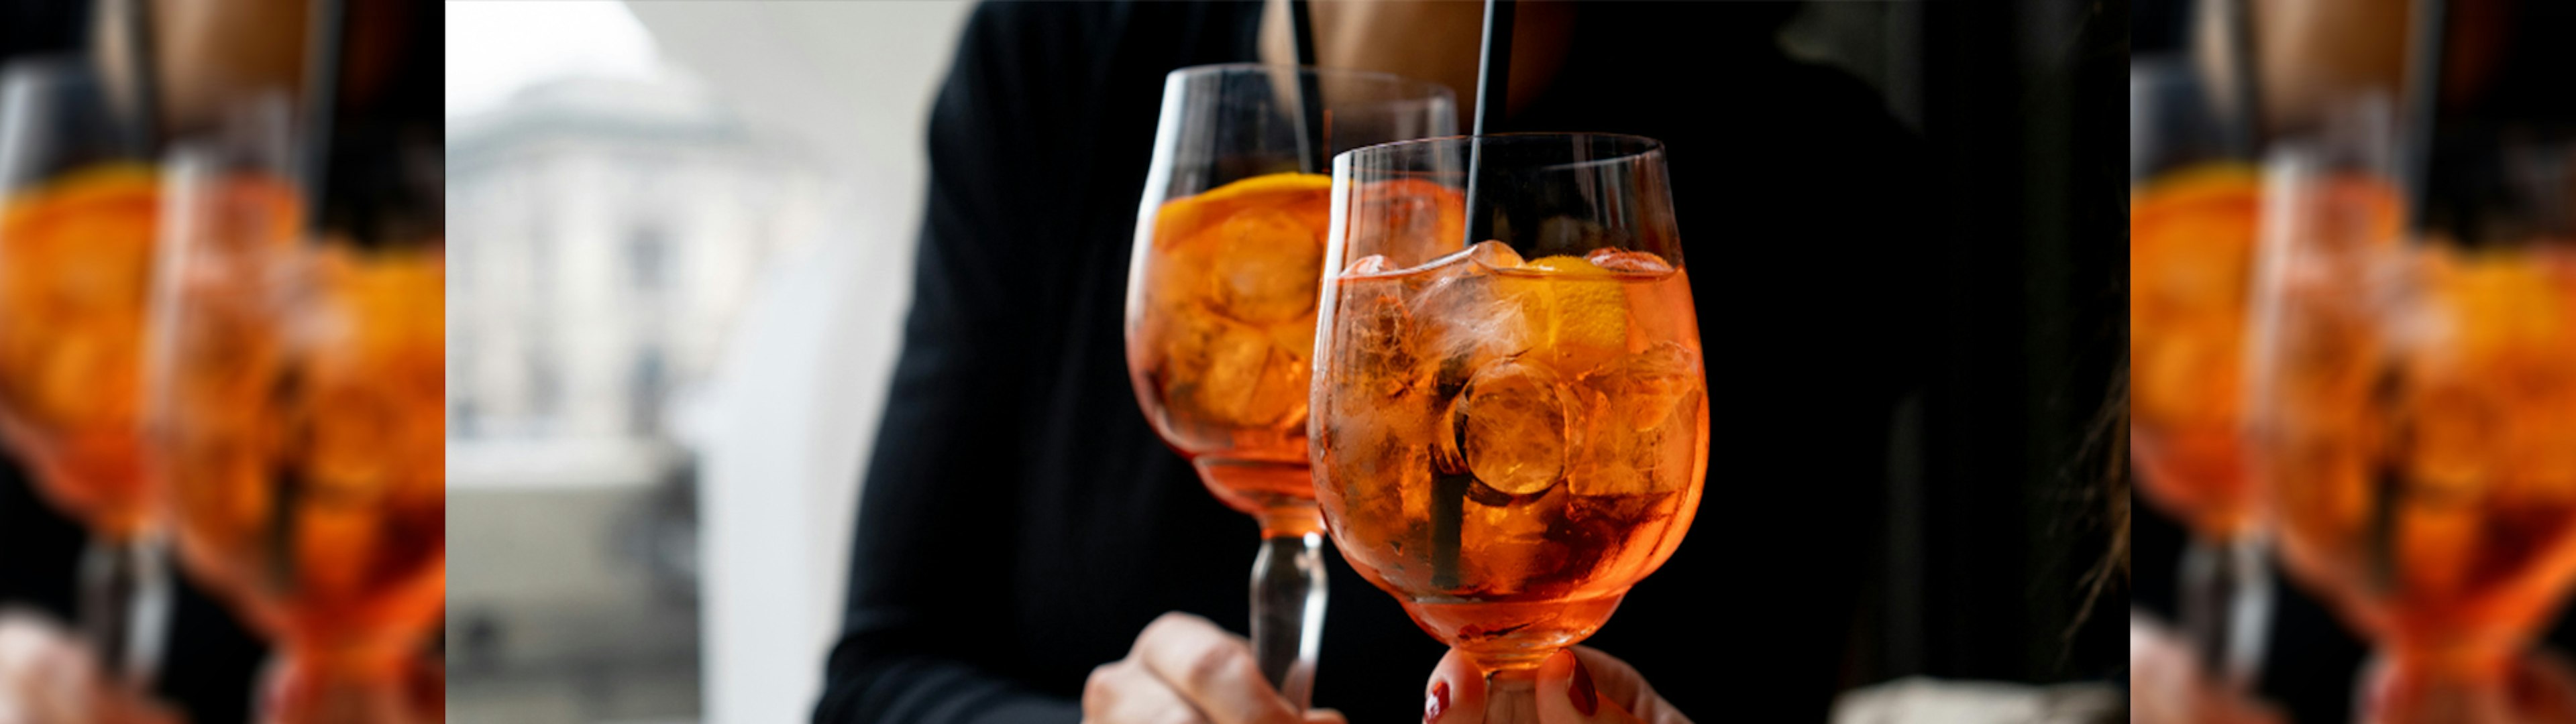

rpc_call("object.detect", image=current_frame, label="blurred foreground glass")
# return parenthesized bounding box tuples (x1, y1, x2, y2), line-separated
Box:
(0, 55, 168, 685)
(1125, 63, 1454, 709)
(144, 113, 444, 723)
(2250, 120, 2575, 723)
(1311, 133, 1704, 716)
(2128, 55, 2276, 688)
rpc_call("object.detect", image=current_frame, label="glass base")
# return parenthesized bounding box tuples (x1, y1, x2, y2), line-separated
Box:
(1403, 593, 1623, 674)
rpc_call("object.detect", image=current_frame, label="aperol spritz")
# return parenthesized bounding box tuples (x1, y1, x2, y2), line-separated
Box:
(2251, 129, 2576, 722)
(1313, 134, 1704, 685)
(1123, 64, 1453, 707)
(147, 130, 445, 723)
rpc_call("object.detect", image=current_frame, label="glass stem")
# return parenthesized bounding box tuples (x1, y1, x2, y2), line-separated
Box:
(78, 532, 170, 687)
(1484, 672, 1538, 724)
(2179, 532, 2271, 689)
(260, 648, 414, 724)
(1250, 520, 1326, 711)
(2367, 644, 2516, 724)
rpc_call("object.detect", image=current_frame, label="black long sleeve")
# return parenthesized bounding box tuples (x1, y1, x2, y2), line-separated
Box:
(815, 5, 1278, 723)
(814, 6, 1081, 723)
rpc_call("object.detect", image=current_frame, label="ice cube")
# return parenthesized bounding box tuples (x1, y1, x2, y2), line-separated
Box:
(1205, 207, 1324, 324)
(1411, 243, 1536, 377)
(1161, 303, 1305, 429)
(1331, 281, 1428, 400)
(1342, 253, 1396, 278)
(1468, 239, 1526, 270)
(1587, 249, 1675, 276)
(1568, 342, 1705, 497)
(1460, 484, 1567, 595)
(1579, 342, 1700, 431)
(1452, 357, 1572, 496)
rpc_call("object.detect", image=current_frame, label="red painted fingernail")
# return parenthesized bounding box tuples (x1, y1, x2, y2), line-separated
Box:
(1569, 656, 1599, 717)
(1425, 680, 1450, 722)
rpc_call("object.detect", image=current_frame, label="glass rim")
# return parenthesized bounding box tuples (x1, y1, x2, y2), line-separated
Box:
(1164, 62, 1455, 98)
(1335, 133, 1668, 172)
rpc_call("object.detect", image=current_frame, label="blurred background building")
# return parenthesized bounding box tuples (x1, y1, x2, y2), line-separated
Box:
(443, 70, 830, 719)
(441, 2, 969, 721)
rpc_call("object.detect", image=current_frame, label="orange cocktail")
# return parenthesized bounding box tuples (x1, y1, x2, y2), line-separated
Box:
(1128, 172, 1330, 528)
(2132, 164, 2267, 536)
(0, 165, 160, 537)
(1126, 64, 1456, 708)
(2262, 243, 2576, 717)
(156, 233, 445, 722)
(1316, 238, 1705, 672)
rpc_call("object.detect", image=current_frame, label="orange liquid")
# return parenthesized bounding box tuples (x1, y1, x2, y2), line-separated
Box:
(162, 241, 445, 668)
(2131, 164, 2264, 537)
(2267, 246, 2576, 668)
(1313, 242, 1706, 672)
(2132, 165, 2402, 538)
(1128, 172, 1332, 517)
(0, 165, 160, 537)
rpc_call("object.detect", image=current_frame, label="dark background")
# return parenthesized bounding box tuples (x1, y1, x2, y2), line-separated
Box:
(1756, 0, 2132, 695)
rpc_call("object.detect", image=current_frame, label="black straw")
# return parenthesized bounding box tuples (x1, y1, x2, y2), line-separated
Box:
(1436, 0, 1515, 593)
(1470, 0, 1513, 139)
(122, 0, 160, 154)
(1462, 0, 1513, 245)
(301, 0, 347, 235)
(1288, 0, 1327, 174)
(2400, 0, 2445, 235)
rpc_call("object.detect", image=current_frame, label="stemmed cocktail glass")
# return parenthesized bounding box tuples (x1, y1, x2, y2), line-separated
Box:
(144, 117, 445, 723)
(0, 54, 171, 687)
(1310, 133, 1704, 715)
(2129, 55, 2279, 690)
(1124, 63, 1454, 708)
(2250, 119, 2576, 723)
(2246, 113, 2576, 716)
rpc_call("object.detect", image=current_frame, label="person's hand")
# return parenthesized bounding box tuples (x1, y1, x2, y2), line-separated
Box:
(1082, 612, 1344, 724)
(0, 610, 182, 724)
(1421, 646, 1689, 724)
(2131, 613, 2283, 724)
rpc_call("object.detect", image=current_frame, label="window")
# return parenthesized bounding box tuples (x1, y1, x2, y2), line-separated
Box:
(529, 350, 563, 422)
(629, 224, 667, 292)
(629, 347, 667, 436)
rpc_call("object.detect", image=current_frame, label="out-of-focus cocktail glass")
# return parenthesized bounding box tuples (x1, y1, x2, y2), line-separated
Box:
(0, 55, 170, 686)
(1126, 63, 1454, 709)
(144, 121, 444, 723)
(2251, 125, 2576, 723)
(2130, 56, 2282, 688)
(1310, 133, 1703, 715)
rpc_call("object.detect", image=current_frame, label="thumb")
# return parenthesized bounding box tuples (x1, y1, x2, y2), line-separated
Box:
(1536, 649, 1644, 724)
(1426, 648, 1489, 724)
(1303, 707, 1350, 724)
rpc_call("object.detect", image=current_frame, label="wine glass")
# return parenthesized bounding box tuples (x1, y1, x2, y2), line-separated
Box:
(144, 114, 445, 723)
(2249, 119, 2576, 722)
(2129, 54, 2279, 689)
(0, 54, 170, 686)
(1309, 133, 1703, 714)
(1125, 62, 1454, 709)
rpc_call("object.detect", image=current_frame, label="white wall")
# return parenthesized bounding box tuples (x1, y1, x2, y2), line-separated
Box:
(621, 3, 978, 723)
